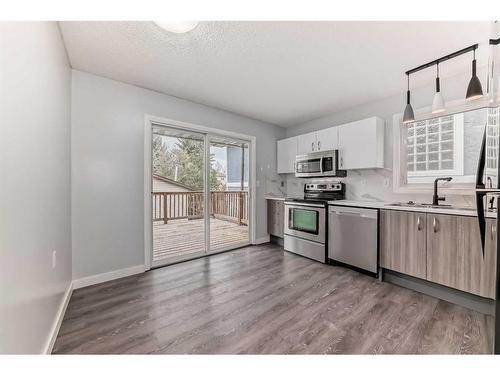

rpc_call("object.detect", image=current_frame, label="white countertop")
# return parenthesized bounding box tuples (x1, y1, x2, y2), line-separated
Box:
(265, 195, 285, 201)
(328, 199, 497, 218)
(327, 200, 387, 209)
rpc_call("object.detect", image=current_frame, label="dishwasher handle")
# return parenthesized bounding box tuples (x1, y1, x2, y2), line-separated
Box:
(329, 207, 378, 220)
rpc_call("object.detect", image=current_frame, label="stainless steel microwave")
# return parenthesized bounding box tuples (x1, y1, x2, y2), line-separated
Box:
(295, 150, 344, 178)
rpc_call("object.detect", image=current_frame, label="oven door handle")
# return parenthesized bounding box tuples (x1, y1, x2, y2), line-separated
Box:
(320, 156, 324, 174)
(285, 202, 325, 209)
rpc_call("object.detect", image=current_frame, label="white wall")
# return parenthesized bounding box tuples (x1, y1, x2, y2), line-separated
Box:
(71, 70, 285, 280)
(285, 67, 488, 207)
(0, 22, 72, 353)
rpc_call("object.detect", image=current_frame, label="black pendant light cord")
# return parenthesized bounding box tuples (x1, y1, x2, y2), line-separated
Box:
(436, 63, 440, 92)
(406, 74, 410, 104)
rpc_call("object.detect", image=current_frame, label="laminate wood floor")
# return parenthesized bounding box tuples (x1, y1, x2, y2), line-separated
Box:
(53, 244, 494, 354)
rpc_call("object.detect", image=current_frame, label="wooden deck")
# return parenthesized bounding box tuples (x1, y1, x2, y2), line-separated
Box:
(153, 218, 249, 262)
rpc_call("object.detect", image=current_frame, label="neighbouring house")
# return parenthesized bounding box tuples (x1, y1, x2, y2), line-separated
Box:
(226, 145, 249, 191)
(152, 174, 194, 192)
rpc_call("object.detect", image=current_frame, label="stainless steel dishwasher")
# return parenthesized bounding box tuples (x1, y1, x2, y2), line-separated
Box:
(328, 205, 378, 276)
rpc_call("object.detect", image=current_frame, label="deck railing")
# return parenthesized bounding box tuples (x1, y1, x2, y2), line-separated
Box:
(152, 191, 248, 225)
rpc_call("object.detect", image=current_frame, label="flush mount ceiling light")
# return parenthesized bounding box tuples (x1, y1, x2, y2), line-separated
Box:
(466, 47, 484, 101)
(154, 21, 199, 34)
(402, 74, 415, 124)
(432, 63, 446, 114)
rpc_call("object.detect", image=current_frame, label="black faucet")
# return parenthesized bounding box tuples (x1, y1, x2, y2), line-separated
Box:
(432, 177, 452, 206)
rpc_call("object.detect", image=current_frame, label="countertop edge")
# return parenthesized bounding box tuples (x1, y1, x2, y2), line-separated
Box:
(265, 196, 286, 201)
(328, 200, 496, 218)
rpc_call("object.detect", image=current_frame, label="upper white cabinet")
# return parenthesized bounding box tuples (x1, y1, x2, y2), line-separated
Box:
(297, 127, 339, 154)
(338, 117, 384, 170)
(297, 132, 318, 154)
(276, 116, 384, 174)
(316, 127, 339, 151)
(277, 136, 298, 174)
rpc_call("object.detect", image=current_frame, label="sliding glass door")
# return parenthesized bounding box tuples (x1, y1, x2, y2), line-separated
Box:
(208, 136, 250, 252)
(151, 124, 251, 267)
(151, 126, 207, 267)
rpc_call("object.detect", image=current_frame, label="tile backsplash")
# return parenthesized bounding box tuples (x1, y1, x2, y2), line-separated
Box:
(283, 168, 477, 207)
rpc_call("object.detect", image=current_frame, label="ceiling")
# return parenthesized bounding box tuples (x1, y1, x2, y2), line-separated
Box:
(59, 21, 492, 127)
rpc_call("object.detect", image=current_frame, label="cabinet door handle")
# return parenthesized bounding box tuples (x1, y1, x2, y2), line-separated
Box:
(433, 217, 438, 233)
(317, 141, 321, 150)
(417, 216, 422, 231)
(311, 142, 315, 151)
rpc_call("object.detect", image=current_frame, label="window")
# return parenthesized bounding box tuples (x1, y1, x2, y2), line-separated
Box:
(405, 113, 464, 183)
(486, 107, 499, 179)
(394, 105, 493, 193)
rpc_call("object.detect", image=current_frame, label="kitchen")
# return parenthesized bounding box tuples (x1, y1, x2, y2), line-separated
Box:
(267, 23, 500, 353)
(4, 11, 500, 369)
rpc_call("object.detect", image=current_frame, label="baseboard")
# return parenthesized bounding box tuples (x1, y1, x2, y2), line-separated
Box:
(383, 269, 495, 316)
(254, 235, 270, 245)
(43, 282, 73, 354)
(72, 264, 146, 290)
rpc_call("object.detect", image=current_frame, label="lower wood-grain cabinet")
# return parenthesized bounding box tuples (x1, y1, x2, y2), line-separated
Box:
(380, 209, 497, 299)
(267, 199, 284, 238)
(380, 210, 427, 279)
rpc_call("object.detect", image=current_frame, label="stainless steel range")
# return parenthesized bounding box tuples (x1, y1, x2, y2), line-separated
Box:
(284, 182, 345, 263)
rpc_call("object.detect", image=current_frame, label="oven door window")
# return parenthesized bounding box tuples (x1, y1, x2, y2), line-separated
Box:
(289, 208, 319, 234)
(296, 158, 321, 174)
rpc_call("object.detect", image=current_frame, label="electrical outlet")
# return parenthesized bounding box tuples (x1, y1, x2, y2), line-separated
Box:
(52, 250, 57, 269)
(280, 181, 285, 187)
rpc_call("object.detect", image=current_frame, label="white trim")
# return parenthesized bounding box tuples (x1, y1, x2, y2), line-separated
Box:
(144, 114, 257, 266)
(254, 235, 271, 245)
(43, 282, 73, 354)
(144, 121, 152, 271)
(72, 265, 145, 290)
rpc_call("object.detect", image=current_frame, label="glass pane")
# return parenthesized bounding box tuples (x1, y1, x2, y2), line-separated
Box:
(416, 154, 426, 162)
(427, 133, 439, 143)
(428, 152, 439, 161)
(428, 162, 439, 170)
(441, 160, 454, 169)
(441, 150, 453, 160)
(416, 136, 426, 144)
(209, 137, 250, 252)
(441, 131, 453, 141)
(290, 208, 318, 233)
(441, 141, 453, 151)
(441, 122, 453, 132)
(416, 162, 427, 171)
(428, 143, 439, 152)
(428, 124, 439, 134)
(151, 126, 206, 265)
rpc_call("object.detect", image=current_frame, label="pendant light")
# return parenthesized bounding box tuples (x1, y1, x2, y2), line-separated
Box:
(403, 74, 415, 123)
(466, 48, 483, 100)
(431, 63, 446, 113)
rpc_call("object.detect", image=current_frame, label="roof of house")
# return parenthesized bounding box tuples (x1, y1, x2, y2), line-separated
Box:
(152, 174, 195, 191)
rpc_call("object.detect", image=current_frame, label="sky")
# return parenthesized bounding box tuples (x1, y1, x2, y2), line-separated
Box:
(163, 136, 227, 172)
